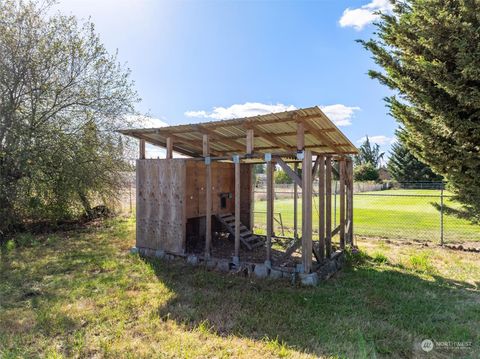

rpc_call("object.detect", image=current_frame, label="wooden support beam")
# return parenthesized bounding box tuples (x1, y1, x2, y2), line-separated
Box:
(139, 139, 146, 159)
(339, 159, 346, 249)
(202, 134, 209, 157)
(197, 125, 244, 152)
(234, 158, 241, 261)
(246, 129, 254, 154)
(325, 156, 332, 257)
(166, 137, 173, 159)
(253, 127, 291, 151)
(297, 122, 305, 150)
(318, 155, 325, 260)
(204, 134, 212, 259)
(298, 119, 340, 151)
(266, 159, 274, 264)
(302, 150, 313, 273)
(205, 162, 212, 259)
(293, 162, 298, 240)
(275, 157, 302, 188)
(312, 155, 320, 179)
(346, 159, 354, 246)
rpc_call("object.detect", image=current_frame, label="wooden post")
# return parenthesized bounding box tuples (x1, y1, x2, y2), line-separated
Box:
(339, 159, 346, 249)
(204, 135, 212, 259)
(325, 156, 332, 257)
(139, 139, 146, 159)
(266, 158, 274, 264)
(346, 159, 354, 246)
(318, 155, 325, 260)
(246, 129, 254, 154)
(234, 156, 241, 263)
(166, 137, 173, 159)
(296, 122, 305, 151)
(293, 162, 298, 239)
(202, 134, 209, 157)
(302, 150, 313, 273)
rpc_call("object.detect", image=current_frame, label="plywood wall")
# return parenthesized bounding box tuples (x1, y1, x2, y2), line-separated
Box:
(136, 159, 254, 254)
(185, 161, 236, 218)
(136, 159, 186, 254)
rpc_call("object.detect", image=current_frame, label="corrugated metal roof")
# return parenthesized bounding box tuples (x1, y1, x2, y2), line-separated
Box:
(119, 106, 358, 157)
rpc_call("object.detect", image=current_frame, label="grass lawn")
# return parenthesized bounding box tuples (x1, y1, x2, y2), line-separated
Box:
(254, 189, 480, 244)
(1, 217, 479, 358)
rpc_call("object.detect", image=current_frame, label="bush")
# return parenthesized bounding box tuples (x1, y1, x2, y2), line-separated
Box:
(274, 170, 293, 184)
(354, 163, 379, 182)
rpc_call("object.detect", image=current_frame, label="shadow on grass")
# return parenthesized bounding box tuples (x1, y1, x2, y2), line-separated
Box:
(142, 254, 479, 358)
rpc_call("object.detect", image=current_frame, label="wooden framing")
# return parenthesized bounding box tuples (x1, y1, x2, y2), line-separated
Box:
(266, 158, 274, 264)
(339, 159, 346, 249)
(234, 158, 241, 261)
(139, 139, 146, 159)
(302, 150, 313, 273)
(166, 137, 173, 159)
(325, 156, 332, 257)
(346, 158, 354, 246)
(204, 136, 212, 259)
(318, 155, 325, 260)
(246, 129, 254, 154)
(123, 106, 358, 278)
(293, 162, 298, 240)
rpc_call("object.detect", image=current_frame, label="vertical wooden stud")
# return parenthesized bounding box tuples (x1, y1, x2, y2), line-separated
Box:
(339, 159, 346, 249)
(296, 122, 305, 150)
(246, 129, 254, 154)
(293, 162, 298, 239)
(204, 135, 212, 259)
(325, 156, 332, 257)
(302, 150, 313, 273)
(166, 137, 173, 159)
(347, 159, 354, 245)
(139, 139, 146, 159)
(234, 158, 241, 262)
(266, 159, 274, 264)
(318, 155, 325, 260)
(202, 134, 209, 157)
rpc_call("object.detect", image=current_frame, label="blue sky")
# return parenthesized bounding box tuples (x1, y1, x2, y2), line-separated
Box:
(57, 0, 396, 158)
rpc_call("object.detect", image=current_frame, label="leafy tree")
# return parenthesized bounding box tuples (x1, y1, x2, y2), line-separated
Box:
(388, 131, 442, 182)
(354, 163, 379, 182)
(274, 169, 293, 184)
(359, 0, 480, 221)
(0, 0, 139, 233)
(355, 136, 384, 167)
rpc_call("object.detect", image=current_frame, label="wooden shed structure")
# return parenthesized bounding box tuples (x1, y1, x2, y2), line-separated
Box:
(120, 106, 357, 275)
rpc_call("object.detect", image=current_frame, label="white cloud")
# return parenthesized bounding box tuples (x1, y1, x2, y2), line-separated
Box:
(125, 114, 169, 128)
(185, 102, 297, 120)
(339, 0, 393, 30)
(320, 104, 360, 127)
(185, 102, 359, 127)
(357, 135, 395, 145)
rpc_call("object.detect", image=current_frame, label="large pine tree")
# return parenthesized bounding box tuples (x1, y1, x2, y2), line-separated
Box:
(388, 134, 442, 182)
(360, 0, 480, 221)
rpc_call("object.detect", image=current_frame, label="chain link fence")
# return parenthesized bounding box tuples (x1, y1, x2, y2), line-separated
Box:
(253, 181, 480, 247)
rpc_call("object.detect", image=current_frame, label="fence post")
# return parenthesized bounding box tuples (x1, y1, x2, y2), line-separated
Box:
(440, 184, 444, 246)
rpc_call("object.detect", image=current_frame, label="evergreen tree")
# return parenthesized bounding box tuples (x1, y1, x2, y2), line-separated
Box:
(355, 136, 384, 167)
(359, 0, 480, 221)
(388, 133, 443, 182)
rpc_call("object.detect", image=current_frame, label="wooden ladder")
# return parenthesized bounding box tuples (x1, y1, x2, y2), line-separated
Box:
(215, 213, 265, 250)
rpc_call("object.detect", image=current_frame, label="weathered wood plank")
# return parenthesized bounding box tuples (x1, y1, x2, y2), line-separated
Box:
(302, 150, 313, 273)
(339, 159, 346, 249)
(325, 156, 332, 257)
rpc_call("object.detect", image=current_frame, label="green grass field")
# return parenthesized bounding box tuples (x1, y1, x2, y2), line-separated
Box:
(1, 218, 479, 357)
(254, 189, 480, 244)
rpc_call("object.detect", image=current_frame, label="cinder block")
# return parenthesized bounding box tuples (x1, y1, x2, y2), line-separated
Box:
(299, 272, 319, 286)
(253, 264, 269, 278)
